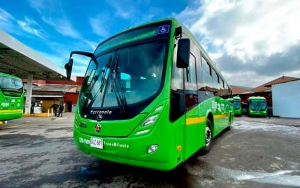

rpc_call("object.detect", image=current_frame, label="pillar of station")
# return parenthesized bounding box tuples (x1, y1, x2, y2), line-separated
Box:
(24, 74, 33, 114)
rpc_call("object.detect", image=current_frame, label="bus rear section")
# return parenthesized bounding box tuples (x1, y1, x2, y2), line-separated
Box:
(248, 96, 267, 117)
(0, 73, 24, 121)
(66, 18, 233, 170)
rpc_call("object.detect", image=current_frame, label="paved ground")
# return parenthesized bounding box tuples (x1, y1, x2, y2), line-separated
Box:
(0, 114, 299, 188)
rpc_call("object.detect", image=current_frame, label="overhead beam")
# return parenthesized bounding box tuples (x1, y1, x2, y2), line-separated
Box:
(0, 29, 76, 82)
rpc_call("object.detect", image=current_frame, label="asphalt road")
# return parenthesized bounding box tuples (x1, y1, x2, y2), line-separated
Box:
(0, 114, 300, 188)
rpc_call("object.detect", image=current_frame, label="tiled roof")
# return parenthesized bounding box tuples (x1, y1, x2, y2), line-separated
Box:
(231, 85, 252, 94)
(252, 76, 299, 93)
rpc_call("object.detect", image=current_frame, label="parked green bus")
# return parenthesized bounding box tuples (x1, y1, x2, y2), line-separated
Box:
(248, 96, 267, 117)
(0, 72, 24, 121)
(232, 96, 242, 116)
(65, 18, 234, 170)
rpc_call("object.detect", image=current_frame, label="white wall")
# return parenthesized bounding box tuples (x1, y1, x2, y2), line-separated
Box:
(272, 80, 300, 118)
(71, 104, 77, 113)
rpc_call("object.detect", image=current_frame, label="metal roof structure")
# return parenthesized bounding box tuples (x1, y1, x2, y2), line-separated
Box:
(0, 29, 76, 82)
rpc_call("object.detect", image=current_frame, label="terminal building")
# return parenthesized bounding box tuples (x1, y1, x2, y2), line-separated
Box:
(231, 76, 300, 118)
(22, 77, 83, 113)
(0, 29, 77, 115)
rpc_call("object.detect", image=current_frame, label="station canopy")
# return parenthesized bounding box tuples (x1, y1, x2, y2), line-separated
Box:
(0, 29, 76, 82)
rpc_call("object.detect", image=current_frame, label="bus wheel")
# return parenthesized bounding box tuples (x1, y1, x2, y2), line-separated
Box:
(200, 119, 212, 155)
(226, 114, 232, 131)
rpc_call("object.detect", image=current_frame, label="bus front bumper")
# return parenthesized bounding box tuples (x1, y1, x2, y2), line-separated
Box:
(73, 129, 176, 171)
(0, 110, 23, 121)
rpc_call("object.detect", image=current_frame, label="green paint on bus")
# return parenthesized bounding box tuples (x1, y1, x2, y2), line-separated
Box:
(68, 18, 233, 170)
(0, 72, 24, 121)
(248, 96, 267, 117)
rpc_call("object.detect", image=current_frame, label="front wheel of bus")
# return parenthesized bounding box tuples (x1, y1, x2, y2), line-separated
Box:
(200, 119, 212, 155)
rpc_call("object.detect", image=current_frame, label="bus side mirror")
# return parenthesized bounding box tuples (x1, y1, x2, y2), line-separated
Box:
(177, 38, 190, 68)
(64, 58, 73, 80)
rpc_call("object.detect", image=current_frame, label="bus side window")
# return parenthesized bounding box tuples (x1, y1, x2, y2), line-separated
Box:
(170, 39, 185, 122)
(201, 57, 213, 93)
(185, 53, 197, 109)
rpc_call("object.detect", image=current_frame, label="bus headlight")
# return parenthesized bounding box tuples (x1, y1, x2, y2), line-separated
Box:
(142, 115, 158, 127)
(148, 144, 158, 154)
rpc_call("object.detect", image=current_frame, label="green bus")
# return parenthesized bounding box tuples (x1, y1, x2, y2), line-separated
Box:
(232, 96, 242, 116)
(248, 96, 267, 117)
(0, 72, 24, 121)
(65, 18, 234, 170)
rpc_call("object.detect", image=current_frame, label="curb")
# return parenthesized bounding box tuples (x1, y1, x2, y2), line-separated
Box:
(23, 113, 51, 117)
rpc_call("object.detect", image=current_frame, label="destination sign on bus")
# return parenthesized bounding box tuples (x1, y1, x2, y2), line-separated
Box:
(95, 23, 171, 54)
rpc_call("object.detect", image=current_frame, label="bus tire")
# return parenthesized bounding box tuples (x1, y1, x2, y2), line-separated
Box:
(200, 119, 212, 155)
(226, 113, 232, 131)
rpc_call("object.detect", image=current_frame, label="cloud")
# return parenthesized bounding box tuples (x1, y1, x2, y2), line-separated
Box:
(89, 14, 111, 38)
(17, 16, 46, 38)
(83, 40, 98, 51)
(27, 0, 46, 13)
(0, 8, 46, 38)
(104, 0, 160, 21)
(0, 8, 16, 32)
(31, 37, 96, 78)
(215, 43, 300, 87)
(174, 0, 300, 87)
(28, 0, 80, 39)
(0, 8, 15, 22)
(105, 0, 135, 19)
(43, 17, 80, 39)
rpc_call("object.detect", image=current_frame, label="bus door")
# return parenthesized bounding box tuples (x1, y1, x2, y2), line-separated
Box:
(170, 72, 186, 164)
(183, 53, 200, 159)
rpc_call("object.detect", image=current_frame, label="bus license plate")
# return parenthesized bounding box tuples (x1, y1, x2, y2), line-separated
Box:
(90, 138, 103, 149)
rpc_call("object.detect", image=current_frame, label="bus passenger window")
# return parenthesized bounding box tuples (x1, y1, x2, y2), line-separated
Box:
(185, 53, 198, 109)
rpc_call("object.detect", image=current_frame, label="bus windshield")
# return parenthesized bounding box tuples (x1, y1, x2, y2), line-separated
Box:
(249, 100, 266, 111)
(79, 40, 167, 110)
(0, 76, 23, 93)
(233, 100, 241, 110)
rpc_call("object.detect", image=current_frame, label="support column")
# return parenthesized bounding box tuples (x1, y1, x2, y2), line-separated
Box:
(25, 74, 33, 114)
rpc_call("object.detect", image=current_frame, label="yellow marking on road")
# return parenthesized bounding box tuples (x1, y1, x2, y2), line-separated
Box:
(5, 124, 24, 129)
(23, 113, 49, 117)
(53, 117, 67, 121)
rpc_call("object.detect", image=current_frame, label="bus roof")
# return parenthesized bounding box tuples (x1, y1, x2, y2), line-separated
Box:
(233, 96, 241, 100)
(95, 18, 231, 89)
(248, 96, 266, 100)
(0, 72, 22, 80)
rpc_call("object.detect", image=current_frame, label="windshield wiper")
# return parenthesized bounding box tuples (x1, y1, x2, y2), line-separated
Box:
(100, 56, 113, 93)
(110, 55, 127, 113)
(81, 56, 112, 113)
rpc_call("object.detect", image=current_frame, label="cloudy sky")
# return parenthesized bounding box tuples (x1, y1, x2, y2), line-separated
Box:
(1, 0, 299, 88)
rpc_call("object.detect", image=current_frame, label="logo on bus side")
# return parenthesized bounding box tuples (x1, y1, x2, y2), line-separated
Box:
(1, 102, 9, 107)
